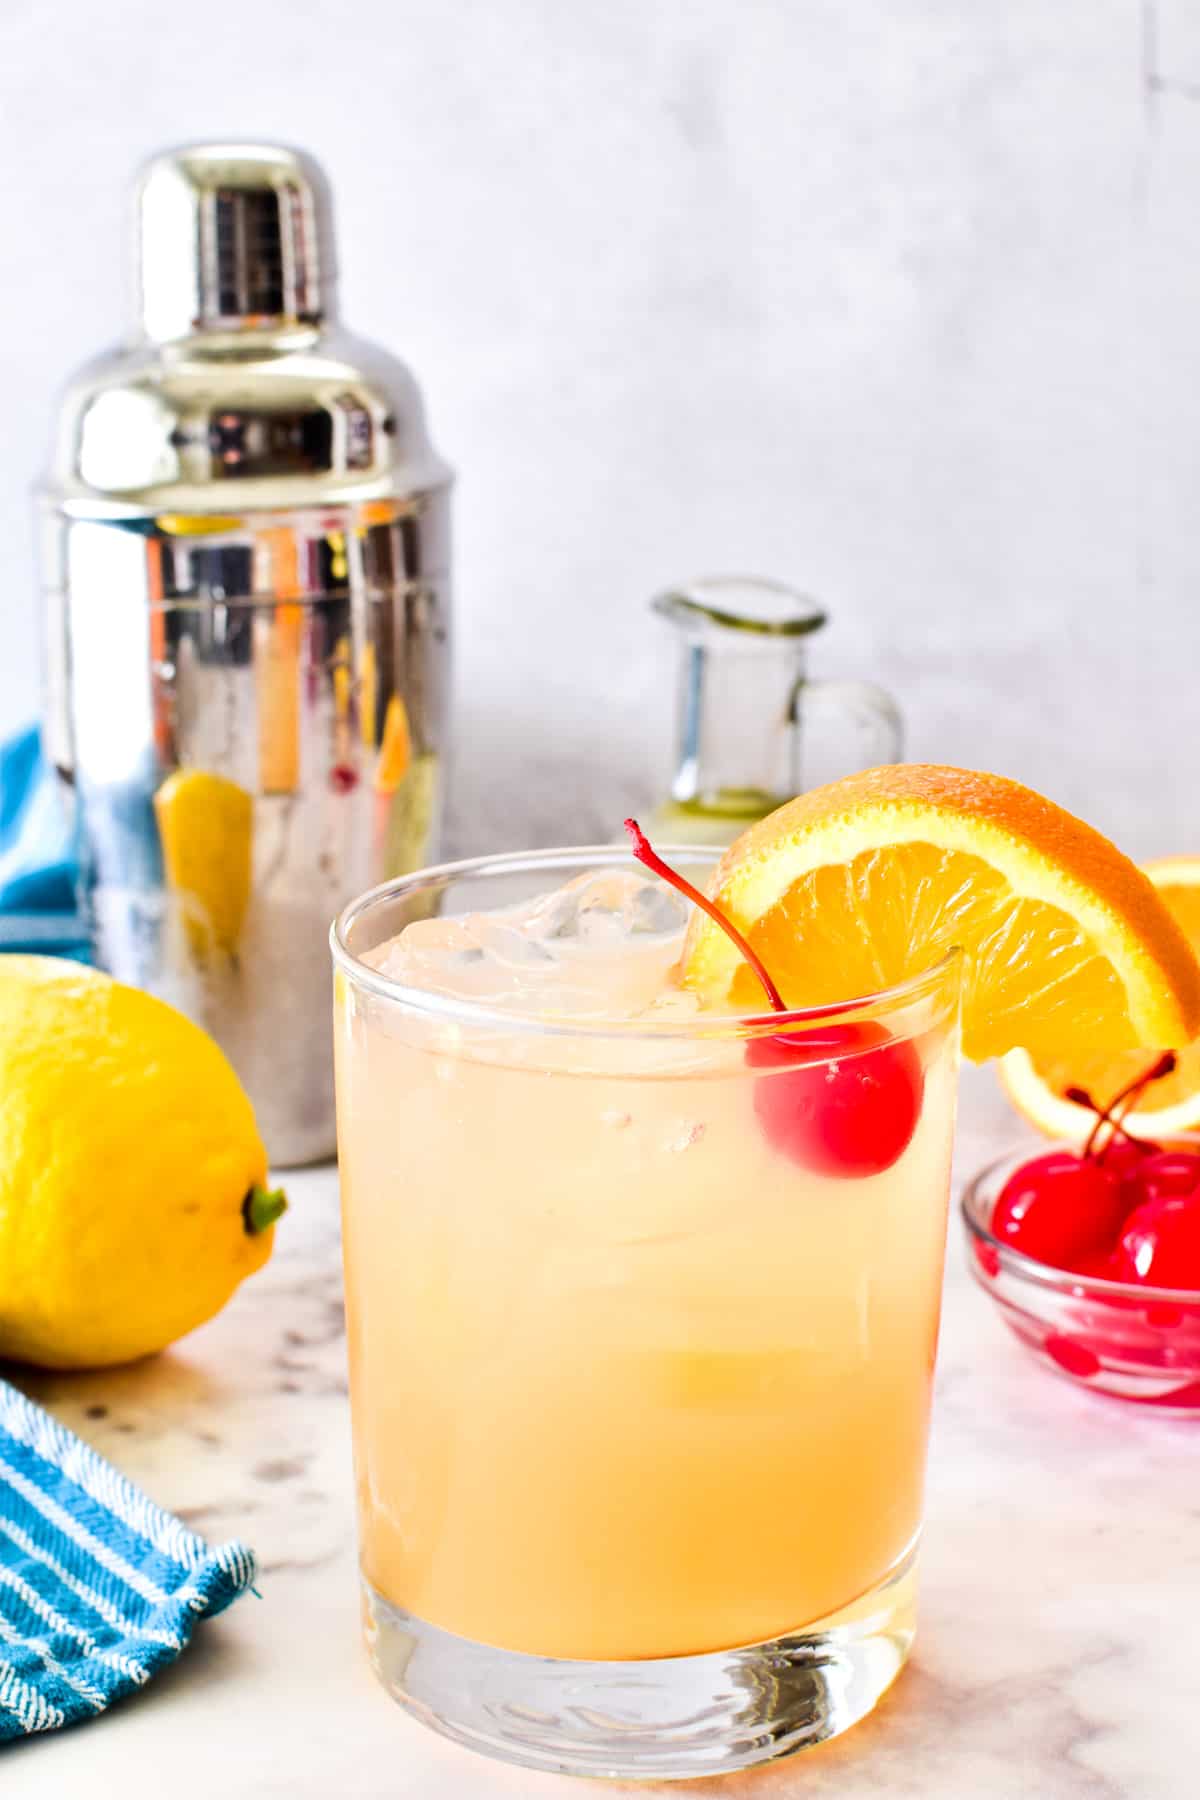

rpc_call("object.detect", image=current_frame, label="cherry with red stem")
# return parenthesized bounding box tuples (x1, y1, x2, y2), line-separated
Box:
(1053, 1061, 1169, 1187)
(1062, 1090, 1152, 1155)
(624, 820, 924, 1178)
(1073, 1052, 1175, 1162)
(623, 822, 788, 1010)
(1094, 1052, 1200, 1288)
(991, 1052, 1194, 1276)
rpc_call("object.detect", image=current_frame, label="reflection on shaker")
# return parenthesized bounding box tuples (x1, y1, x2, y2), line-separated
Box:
(254, 526, 304, 797)
(154, 769, 254, 962)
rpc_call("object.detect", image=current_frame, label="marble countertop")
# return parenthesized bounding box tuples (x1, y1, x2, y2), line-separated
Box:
(2, 1070, 1195, 1799)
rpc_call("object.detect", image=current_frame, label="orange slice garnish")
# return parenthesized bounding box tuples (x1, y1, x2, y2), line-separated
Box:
(680, 767, 1200, 1061)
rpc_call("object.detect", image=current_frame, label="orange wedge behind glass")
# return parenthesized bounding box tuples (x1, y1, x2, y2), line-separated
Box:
(1000, 855, 1200, 1136)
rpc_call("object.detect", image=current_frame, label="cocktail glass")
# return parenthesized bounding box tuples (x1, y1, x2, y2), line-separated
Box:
(331, 845, 962, 1779)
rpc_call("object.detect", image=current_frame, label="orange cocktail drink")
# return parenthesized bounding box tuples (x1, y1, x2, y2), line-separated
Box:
(333, 844, 961, 1776)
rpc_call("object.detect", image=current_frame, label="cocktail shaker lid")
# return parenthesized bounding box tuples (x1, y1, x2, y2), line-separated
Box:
(42, 142, 451, 510)
(137, 143, 336, 342)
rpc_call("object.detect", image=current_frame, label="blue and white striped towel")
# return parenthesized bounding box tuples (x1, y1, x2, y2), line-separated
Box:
(0, 1379, 255, 1740)
(0, 726, 88, 959)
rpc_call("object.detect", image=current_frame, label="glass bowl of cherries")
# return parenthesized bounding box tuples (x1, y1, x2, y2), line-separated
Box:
(962, 1055, 1200, 1410)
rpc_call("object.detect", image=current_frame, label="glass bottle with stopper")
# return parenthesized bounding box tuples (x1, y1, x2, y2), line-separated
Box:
(647, 576, 903, 846)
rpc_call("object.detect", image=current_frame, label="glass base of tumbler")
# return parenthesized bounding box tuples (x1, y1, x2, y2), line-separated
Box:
(362, 1547, 917, 1780)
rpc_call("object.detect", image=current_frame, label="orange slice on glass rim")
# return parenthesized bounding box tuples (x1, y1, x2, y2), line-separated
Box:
(1000, 855, 1200, 1136)
(679, 767, 1200, 1062)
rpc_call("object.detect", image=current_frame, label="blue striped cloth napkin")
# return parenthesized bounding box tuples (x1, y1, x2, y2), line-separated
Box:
(0, 726, 88, 960)
(0, 1379, 255, 1739)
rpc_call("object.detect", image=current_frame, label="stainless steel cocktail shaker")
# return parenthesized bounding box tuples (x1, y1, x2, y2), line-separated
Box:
(38, 143, 452, 1165)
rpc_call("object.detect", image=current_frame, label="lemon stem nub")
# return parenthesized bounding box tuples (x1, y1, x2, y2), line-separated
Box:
(243, 1184, 288, 1236)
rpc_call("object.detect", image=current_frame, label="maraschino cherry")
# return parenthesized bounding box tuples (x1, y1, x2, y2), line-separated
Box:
(1112, 1193, 1200, 1289)
(742, 1021, 923, 1177)
(1125, 1149, 1200, 1206)
(990, 1150, 1126, 1271)
(991, 1056, 1176, 1273)
(624, 821, 923, 1177)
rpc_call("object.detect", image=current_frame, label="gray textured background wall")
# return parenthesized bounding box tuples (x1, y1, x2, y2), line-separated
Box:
(2, 1, 1198, 858)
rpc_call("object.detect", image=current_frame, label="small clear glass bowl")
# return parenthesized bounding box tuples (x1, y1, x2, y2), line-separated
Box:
(962, 1148, 1200, 1412)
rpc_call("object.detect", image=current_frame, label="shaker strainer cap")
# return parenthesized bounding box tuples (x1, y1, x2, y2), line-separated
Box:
(135, 142, 337, 341)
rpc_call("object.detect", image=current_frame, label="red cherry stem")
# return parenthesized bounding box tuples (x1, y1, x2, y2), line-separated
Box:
(1064, 1087, 1159, 1157)
(623, 818, 787, 1014)
(1074, 1052, 1177, 1159)
(1065, 1088, 1159, 1157)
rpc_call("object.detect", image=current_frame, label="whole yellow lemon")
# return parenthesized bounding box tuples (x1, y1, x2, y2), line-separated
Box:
(0, 956, 285, 1369)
